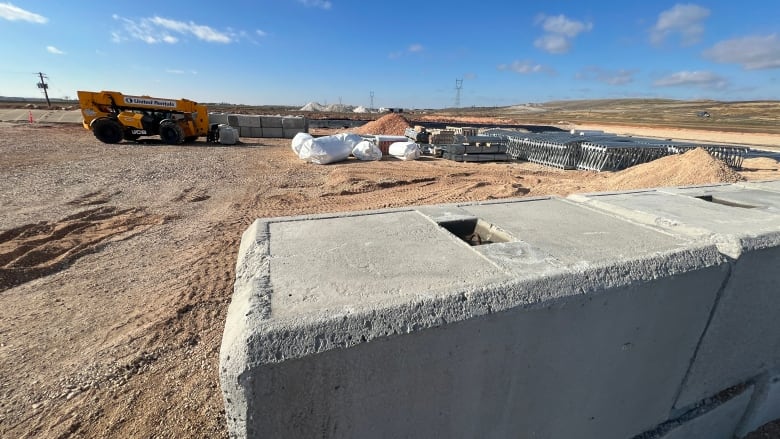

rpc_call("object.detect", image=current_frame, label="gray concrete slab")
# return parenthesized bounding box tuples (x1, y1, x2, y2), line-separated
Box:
(263, 127, 283, 138)
(657, 386, 753, 439)
(208, 113, 229, 125)
(568, 189, 780, 409)
(221, 198, 730, 438)
(239, 115, 262, 128)
(282, 116, 306, 129)
(249, 127, 263, 138)
(261, 116, 283, 128)
(737, 375, 780, 437)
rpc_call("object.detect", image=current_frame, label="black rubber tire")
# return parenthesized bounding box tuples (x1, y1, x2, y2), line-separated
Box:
(92, 118, 124, 144)
(183, 135, 198, 143)
(159, 120, 184, 145)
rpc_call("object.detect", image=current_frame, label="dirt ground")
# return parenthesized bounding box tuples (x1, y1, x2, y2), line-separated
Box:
(1, 122, 779, 438)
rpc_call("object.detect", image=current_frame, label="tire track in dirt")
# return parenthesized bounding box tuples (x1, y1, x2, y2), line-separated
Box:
(0, 206, 166, 292)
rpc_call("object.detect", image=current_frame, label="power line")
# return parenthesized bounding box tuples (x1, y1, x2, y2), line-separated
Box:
(370, 91, 374, 109)
(35, 72, 51, 108)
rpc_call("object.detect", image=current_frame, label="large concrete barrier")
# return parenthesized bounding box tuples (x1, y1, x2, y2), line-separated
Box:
(220, 182, 780, 438)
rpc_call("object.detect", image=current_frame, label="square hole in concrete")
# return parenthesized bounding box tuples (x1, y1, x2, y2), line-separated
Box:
(696, 195, 757, 209)
(439, 218, 514, 246)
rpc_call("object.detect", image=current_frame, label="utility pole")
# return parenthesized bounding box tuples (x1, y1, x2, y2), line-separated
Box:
(36, 72, 51, 108)
(454, 79, 463, 108)
(370, 91, 374, 109)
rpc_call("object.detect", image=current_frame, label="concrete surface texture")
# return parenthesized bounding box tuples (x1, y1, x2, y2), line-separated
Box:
(737, 375, 780, 437)
(571, 182, 780, 411)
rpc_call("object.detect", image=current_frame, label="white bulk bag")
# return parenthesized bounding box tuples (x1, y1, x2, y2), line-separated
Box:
(299, 133, 363, 164)
(352, 140, 382, 161)
(291, 132, 313, 155)
(388, 141, 420, 161)
(218, 124, 238, 145)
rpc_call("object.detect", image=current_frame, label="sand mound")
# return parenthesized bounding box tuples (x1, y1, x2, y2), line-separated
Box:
(351, 113, 411, 136)
(300, 102, 324, 111)
(602, 147, 744, 191)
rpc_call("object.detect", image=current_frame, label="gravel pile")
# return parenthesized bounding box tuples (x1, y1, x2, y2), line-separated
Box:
(351, 113, 411, 136)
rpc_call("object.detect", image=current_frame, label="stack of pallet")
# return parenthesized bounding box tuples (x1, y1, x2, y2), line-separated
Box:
(440, 135, 509, 162)
(404, 126, 430, 144)
(447, 126, 478, 137)
(428, 129, 455, 145)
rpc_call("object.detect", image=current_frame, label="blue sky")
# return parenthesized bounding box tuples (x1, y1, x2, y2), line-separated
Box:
(1, 1, 779, 108)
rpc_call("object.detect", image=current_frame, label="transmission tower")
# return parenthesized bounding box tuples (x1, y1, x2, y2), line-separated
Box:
(454, 79, 463, 108)
(35, 72, 51, 107)
(370, 91, 374, 109)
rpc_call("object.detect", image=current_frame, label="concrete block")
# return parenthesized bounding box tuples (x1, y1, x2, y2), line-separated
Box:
(239, 126, 252, 137)
(227, 114, 240, 128)
(283, 128, 306, 139)
(220, 197, 729, 439)
(657, 386, 753, 439)
(569, 187, 780, 408)
(282, 116, 307, 130)
(263, 127, 283, 138)
(208, 113, 229, 125)
(249, 127, 263, 138)
(261, 116, 283, 128)
(736, 375, 780, 437)
(237, 115, 262, 128)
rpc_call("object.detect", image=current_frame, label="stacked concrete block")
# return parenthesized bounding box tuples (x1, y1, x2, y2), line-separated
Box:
(282, 116, 308, 138)
(207, 113, 308, 138)
(260, 116, 283, 138)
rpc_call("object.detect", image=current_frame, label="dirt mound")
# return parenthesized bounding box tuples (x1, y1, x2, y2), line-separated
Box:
(351, 113, 411, 136)
(0, 206, 165, 291)
(601, 147, 744, 191)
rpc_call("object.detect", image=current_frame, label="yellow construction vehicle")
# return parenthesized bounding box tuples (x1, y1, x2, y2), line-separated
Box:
(77, 90, 214, 144)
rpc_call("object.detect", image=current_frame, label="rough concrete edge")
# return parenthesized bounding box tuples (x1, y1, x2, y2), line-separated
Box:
(219, 219, 271, 437)
(633, 384, 754, 439)
(236, 236, 726, 367)
(736, 371, 780, 437)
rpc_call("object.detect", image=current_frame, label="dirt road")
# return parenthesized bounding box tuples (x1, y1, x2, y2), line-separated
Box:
(1, 123, 778, 437)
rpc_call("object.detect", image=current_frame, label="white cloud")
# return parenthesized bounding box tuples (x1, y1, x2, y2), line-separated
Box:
(538, 14, 593, 37)
(576, 67, 636, 85)
(534, 34, 569, 54)
(497, 60, 555, 75)
(46, 45, 65, 55)
(653, 70, 728, 88)
(534, 14, 592, 54)
(299, 0, 332, 9)
(651, 4, 710, 45)
(112, 14, 233, 44)
(150, 16, 231, 43)
(408, 43, 424, 53)
(0, 2, 47, 23)
(256, 29, 267, 37)
(704, 34, 780, 70)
